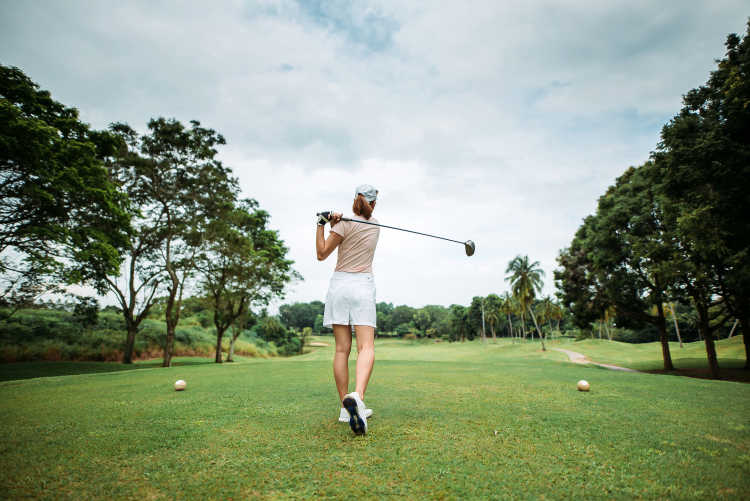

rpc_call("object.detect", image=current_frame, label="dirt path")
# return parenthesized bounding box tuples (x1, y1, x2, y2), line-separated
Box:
(552, 348, 639, 372)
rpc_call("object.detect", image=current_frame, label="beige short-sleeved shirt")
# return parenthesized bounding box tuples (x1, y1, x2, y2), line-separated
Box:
(331, 214, 380, 273)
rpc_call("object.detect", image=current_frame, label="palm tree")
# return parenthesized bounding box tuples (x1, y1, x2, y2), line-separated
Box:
(505, 255, 546, 351)
(500, 292, 515, 341)
(540, 296, 556, 340)
(484, 294, 502, 342)
(550, 301, 563, 337)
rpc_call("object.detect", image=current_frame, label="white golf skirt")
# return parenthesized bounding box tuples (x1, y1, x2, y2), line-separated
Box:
(323, 272, 376, 328)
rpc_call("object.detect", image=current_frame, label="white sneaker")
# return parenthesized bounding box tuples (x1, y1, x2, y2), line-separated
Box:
(342, 391, 368, 435)
(339, 407, 372, 422)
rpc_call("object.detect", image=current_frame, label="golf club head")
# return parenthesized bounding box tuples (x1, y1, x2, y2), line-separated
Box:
(464, 240, 475, 256)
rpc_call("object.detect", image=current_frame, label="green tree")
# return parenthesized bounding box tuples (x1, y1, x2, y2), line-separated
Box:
(586, 164, 677, 369)
(413, 309, 432, 336)
(391, 305, 416, 331)
(484, 294, 503, 341)
(555, 220, 608, 334)
(506, 255, 546, 350)
(448, 304, 469, 342)
(257, 315, 293, 348)
(227, 309, 257, 362)
(139, 118, 238, 367)
(300, 326, 313, 351)
(500, 292, 516, 340)
(103, 123, 164, 364)
(196, 199, 297, 363)
(279, 301, 324, 330)
(0, 65, 130, 316)
(538, 296, 555, 339)
(72, 296, 99, 330)
(652, 23, 750, 373)
(467, 297, 485, 341)
(313, 313, 333, 334)
(376, 302, 394, 333)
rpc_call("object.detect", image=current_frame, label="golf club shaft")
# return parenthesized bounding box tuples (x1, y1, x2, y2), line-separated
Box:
(340, 217, 465, 245)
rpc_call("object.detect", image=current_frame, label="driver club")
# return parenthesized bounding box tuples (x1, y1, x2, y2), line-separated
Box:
(317, 212, 476, 256)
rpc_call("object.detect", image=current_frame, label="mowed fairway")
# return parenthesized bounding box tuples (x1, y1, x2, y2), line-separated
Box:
(1, 339, 748, 500)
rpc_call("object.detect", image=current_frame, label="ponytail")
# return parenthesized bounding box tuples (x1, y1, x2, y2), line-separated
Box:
(352, 194, 374, 220)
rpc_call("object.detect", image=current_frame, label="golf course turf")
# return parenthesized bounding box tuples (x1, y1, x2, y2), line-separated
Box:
(1, 338, 748, 499)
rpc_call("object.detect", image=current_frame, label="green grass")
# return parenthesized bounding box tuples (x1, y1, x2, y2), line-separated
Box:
(1, 339, 748, 499)
(557, 336, 746, 371)
(0, 357, 218, 382)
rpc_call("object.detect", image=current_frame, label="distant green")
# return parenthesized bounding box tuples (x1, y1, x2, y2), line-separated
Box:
(563, 336, 746, 371)
(1, 339, 748, 499)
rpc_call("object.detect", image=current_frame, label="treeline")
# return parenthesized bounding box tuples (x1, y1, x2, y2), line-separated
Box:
(555, 23, 750, 376)
(0, 296, 303, 362)
(0, 65, 297, 365)
(279, 251, 732, 345)
(278, 294, 726, 345)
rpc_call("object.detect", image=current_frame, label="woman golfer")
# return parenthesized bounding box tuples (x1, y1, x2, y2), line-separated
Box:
(316, 184, 379, 435)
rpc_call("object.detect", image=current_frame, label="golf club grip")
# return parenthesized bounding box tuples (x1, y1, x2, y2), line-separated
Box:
(340, 217, 465, 245)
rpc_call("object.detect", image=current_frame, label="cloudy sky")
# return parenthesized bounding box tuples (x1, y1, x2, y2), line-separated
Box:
(2, 1, 747, 310)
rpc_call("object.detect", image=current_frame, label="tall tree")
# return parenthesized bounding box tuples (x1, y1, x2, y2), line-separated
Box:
(539, 296, 561, 340)
(484, 294, 502, 341)
(500, 292, 516, 340)
(467, 296, 485, 341)
(139, 118, 238, 367)
(586, 165, 677, 369)
(506, 255, 546, 350)
(652, 23, 750, 373)
(412, 309, 432, 336)
(0, 65, 130, 316)
(555, 219, 609, 334)
(227, 309, 258, 362)
(449, 304, 469, 342)
(196, 199, 298, 363)
(103, 123, 163, 363)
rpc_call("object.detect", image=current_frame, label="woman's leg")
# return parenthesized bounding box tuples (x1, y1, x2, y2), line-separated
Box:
(354, 325, 375, 399)
(332, 324, 352, 401)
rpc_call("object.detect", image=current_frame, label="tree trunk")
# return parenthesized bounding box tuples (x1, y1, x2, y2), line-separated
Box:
(598, 320, 602, 339)
(670, 303, 683, 348)
(481, 304, 486, 343)
(227, 334, 237, 362)
(604, 320, 612, 341)
(656, 302, 674, 370)
(123, 322, 138, 364)
(728, 319, 738, 338)
(695, 303, 719, 378)
(556, 319, 560, 336)
(507, 314, 513, 342)
(521, 312, 527, 340)
(548, 320, 553, 340)
(163, 279, 180, 367)
(703, 330, 719, 378)
(490, 323, 496, 341)
(528, 306, 545, 351)
(740, 315, 749, 370)
(214, 327, 226, 363)
(163, 324, 175, 367)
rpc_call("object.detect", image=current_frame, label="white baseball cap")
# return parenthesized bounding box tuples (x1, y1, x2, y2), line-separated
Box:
(355, 184, 378, 202)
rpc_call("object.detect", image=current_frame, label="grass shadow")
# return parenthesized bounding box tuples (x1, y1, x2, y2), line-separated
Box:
(0, 357, 215, 382)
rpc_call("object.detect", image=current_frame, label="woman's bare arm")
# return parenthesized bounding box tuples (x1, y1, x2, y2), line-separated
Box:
(317, 222, 343, 261)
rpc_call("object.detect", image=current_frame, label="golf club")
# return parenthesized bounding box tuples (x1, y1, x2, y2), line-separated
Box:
(317, 211, 475, 256)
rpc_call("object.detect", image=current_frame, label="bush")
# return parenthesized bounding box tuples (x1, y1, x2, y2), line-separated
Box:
(395, 324, 412, 337)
